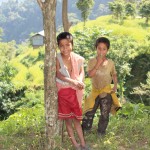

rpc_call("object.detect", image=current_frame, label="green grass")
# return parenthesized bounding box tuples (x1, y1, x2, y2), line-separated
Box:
(61, 111, 150, 150)
(0, 106, 46, 150)
(0, 103, 149, 150)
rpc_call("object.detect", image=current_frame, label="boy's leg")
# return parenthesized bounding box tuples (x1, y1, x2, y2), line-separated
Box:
(98, 94, 112, 135)
(65, 119, 79, 148)
(82, 95, 100, 131)
(73, 118, 85, 147)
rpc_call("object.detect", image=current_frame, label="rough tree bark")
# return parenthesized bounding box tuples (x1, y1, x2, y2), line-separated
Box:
(37, 0, 58, 149)
(62, 0, 71, 32)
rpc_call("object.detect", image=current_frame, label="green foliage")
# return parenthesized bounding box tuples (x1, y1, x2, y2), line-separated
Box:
(76, 0, 95, 24)
(0, 41, 17, 60)
(0, 106, 46, 150)
(109, 0, 125, 20)
(117, 102, 150, 119)
(139, 0, 150, 24)
(108, 36, 137, 100)
(131, 72, 150, 105)
(0, 73, 43, 120)
(0, 106, 44, 135)
(125, 54, 150, 105)
(0, 62, 24, 120)
(125, 3, 136, 18)
(108, 0, 150, 25)
(18, 90, 44, 109)
(0, 81, 26, 120)
(72, 15, 149, 41)
(20, 49, 44, 67)
(0, 43, 44, 120)
(15, 42, 30, 56)
(0, 62, 17, 82)
(11, 47, 44, 88)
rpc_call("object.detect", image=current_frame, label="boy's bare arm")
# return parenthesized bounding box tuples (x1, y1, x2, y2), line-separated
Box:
(112, 73, 118, 92)
(88, 58, 104, 77)
(79, 65, 84, 82)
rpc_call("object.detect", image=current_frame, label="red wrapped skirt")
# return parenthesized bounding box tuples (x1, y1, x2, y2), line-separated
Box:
(58, 88, 82, 120)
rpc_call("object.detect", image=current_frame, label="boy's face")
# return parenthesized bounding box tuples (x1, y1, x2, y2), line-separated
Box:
(96, 42, 108, 57)
(58, 39, 72, 56)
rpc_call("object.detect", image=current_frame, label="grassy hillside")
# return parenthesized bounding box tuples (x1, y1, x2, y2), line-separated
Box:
(71, 15, 150, 42)
(10, 46, 44, 89)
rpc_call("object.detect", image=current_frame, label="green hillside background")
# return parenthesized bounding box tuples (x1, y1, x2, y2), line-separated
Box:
(0, 14, 150, 149)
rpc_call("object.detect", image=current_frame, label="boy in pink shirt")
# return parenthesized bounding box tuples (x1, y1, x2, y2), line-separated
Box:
(56, 32, 89, 150)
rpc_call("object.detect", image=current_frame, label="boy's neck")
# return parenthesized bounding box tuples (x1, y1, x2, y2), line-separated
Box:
(61, 54, 71, 60)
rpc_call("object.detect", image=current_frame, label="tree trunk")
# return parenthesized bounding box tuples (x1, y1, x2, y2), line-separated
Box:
(37, 0, 58, 149)
(62, 0, 70, 32)
(146, 17, 148, 25)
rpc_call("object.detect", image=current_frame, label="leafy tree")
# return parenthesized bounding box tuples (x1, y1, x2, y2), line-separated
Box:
(125, 53, 150, 104)
(109, 0, 125, 20)
(76, 0, 94, 25)
(125, 3, 136, 18)
(0, 62, 25, 120)
(139, 0, 150, 24)
(0, 61, 17, 82)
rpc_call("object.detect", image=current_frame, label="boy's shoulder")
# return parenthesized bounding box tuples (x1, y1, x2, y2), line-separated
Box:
(72, 52, 85, 61)
(107, 59, 115, 65)
(108, 59, 114, 63)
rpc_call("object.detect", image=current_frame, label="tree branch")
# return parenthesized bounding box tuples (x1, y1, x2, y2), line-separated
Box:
(37, 0, 43, 10)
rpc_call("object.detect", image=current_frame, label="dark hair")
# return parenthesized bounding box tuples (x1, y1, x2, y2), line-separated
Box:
(95, 37, 110, 49)
(57, 32, 73, 46)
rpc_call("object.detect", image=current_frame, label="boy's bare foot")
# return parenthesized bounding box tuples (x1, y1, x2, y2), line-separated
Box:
(74, 144, 81, 150)
(81, 144, 91, 150)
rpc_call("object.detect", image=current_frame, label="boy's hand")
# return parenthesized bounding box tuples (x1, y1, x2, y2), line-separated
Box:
(71, 80, 85, 90)
(111, 86, 117, 93)
(97, 54, 104, 65)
